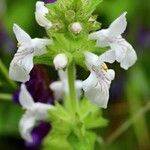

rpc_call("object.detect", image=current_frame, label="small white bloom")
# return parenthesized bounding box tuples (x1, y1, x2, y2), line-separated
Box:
(71, 22, 82, 34)
(50, 70, 83, 101)
(19, 84, 53, 142)
(35, 1, 52, 29)
(89, 12, 137, 70)
(83, 52, 115, 108)
(9, 24, 52, 82)
(53, 53, 68, 70)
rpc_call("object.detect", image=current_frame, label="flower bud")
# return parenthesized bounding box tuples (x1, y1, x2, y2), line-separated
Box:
(71, 22, 82, 34)
(53, 53, 68, 70)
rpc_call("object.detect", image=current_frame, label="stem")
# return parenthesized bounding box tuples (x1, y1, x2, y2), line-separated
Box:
(105, 101, 150, 145)
(67, 62, 78, 113)
(0, 59, 17, 89)
(0, 93, 12, 101)
(127, 97, 150, 149)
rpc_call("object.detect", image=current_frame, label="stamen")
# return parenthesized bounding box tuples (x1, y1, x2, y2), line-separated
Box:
(17, 43, 21, 48)
(101, 63, 108, 71)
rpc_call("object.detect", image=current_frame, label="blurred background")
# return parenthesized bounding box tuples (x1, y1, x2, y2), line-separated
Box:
(0, 0, 150, 150)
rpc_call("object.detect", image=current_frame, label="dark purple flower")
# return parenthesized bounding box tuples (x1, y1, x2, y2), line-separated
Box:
(25, 122, 51, 148)
(13, 65, 54, 105)
(13, 65, 54, 148)
(43, 0, 56, 4)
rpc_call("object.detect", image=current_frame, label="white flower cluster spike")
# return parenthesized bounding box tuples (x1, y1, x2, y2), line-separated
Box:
(83, 12, 137, 108)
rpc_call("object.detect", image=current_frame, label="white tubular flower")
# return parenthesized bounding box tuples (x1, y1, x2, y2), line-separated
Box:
(89, 12, 137, 70)
(53, 53, 68, 70)
(71, 22, 82, 34)
(19, 84, 53, 142)
(83, 52, 115, 108)
(35, 1, 52, 29)
(9, 24, 52, 82)
(50, 70, 83, 101)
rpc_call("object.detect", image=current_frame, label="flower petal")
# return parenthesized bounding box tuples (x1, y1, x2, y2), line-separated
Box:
(83, 72, 98, 92)
(33, 103, 54, 119)
(19, 102, 53, 142)
(35, 1, 52, 29)
(84, 52, 98, 70)
(9, 53, 34, 82)
(50, 81, 63, 101)
(13, 24, 31, 46)
(120, 44, 137, 70)
(19, 111, 36, 142)
(32, 38, 52, 56)
(97, 49, 116, 65)
(108, 12, 127, 38)
(105, 69, 115, 81)
(110, 42, 127, 62)
(89, 29, 109, 47)
(19, 84, 34, 109)
(85, 81, 110, 108)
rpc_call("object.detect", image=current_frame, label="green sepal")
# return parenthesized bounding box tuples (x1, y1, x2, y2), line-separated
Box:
(34, 54, 53, 66)
(79, 97, 108, 129)
(68, 131, 97, 150)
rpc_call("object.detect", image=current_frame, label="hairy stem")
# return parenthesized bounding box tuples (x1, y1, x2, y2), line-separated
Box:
(67, 62, 78, 113)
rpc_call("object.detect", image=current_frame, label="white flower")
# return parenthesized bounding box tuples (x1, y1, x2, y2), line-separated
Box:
(19, 84, 53, 142)
(35, 1, 52, 29)
(89, 12, 137, 70)
(53, 53, 68, 70)
(83, 52, 115, 108)
(9, 24, 52, 82)
(50, 70, 83, 101)
(71, 22, 82, 34)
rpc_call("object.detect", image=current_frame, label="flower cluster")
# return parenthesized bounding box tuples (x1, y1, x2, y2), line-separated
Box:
(9, 0, 137, 148)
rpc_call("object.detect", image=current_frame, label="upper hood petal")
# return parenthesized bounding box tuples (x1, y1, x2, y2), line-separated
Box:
(35, 1, 52, 29)
(108, 12, 127, 38)
(13, 24, 32, 47)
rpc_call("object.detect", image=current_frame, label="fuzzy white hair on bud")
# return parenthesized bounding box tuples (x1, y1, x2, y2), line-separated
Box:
(71, 22, 82, 34)
(53, 53, 68, 70)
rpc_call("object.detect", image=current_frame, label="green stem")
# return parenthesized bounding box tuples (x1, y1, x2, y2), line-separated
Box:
(0, 93, 12, 101)
(0, 59, 17, 89)
(127, 96, 150, 149)
(67, 62, 78, 113)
